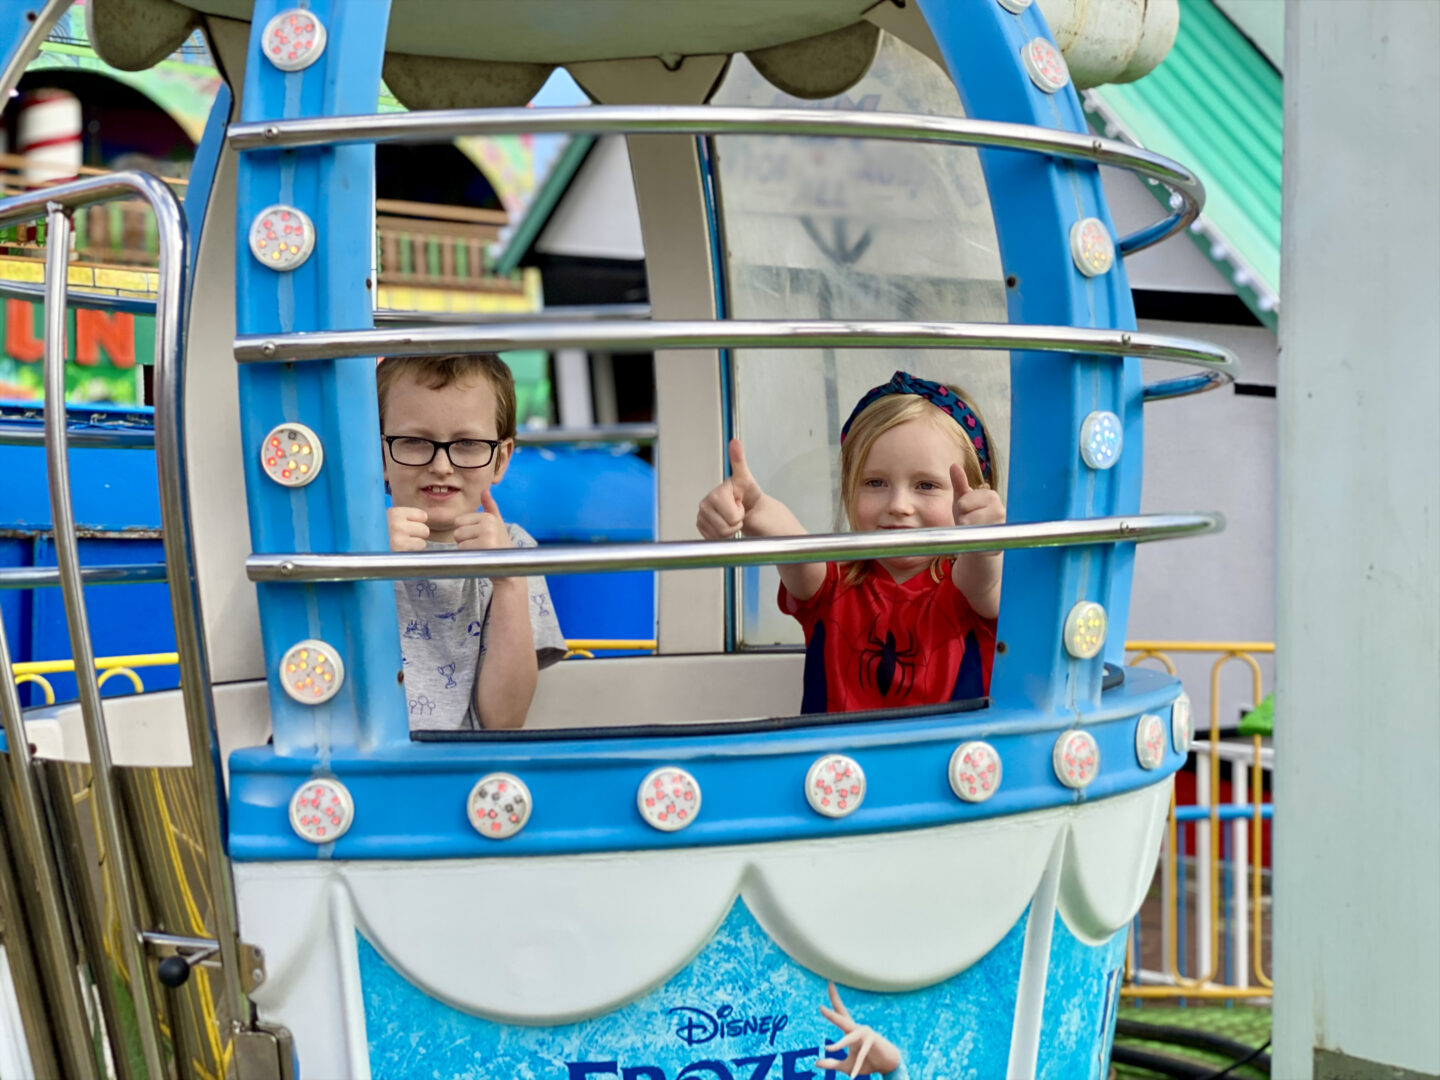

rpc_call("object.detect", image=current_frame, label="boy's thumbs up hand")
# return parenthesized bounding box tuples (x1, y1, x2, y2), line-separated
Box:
(697, 438, 765, 540)
(454, 488, 513, 551)
(952, 463, 1005, 528)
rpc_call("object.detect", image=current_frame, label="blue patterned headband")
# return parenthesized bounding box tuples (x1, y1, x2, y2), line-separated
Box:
(840, 370, 993, 483)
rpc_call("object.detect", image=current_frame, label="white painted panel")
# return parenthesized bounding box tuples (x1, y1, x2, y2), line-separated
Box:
(536, 136, 645, 261)
(1274, 0, 1440, 1074)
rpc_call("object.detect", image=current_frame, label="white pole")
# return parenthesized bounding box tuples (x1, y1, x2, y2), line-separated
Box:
(1195, 751, 1211, 980)
(1230, 754, 1249, 990)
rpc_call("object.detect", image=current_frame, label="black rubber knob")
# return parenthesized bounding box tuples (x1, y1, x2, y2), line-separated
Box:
(157, 955, 191, 988)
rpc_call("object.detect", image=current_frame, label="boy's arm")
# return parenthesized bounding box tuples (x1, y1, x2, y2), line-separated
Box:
(696, 439, 826, 602)
(473, 577, 537, 730)
(454, 492, 537, 731)
(949, 464, 1004, 619)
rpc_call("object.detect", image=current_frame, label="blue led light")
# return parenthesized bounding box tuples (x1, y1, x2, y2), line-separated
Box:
(1080, 410, 1124, 470)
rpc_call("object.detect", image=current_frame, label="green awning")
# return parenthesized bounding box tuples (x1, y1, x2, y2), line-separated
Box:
(1087, 0, 1282, 328)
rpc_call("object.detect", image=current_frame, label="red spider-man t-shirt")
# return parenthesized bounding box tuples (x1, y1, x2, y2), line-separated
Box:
(779, 561, 997, 714)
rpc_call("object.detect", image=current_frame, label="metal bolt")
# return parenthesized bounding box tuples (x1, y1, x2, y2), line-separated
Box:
(251, 968, 265, 986)
(280, 562, 295, 576)
(262, 341, 277, 357)
(265, 125, 279, 139)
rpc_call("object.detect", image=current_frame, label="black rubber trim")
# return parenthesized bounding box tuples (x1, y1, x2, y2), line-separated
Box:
(414, 696, 990, 742)
(1115, 1020, 1271, 1072)
(1102, 661, 1125, 692)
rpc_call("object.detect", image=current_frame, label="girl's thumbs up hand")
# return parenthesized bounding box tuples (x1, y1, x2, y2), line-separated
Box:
(697, 438, 765, 539)
(952, 463, 1004, 528)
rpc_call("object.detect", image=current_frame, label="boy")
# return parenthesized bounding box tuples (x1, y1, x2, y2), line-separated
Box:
(378, 353, 566, 731)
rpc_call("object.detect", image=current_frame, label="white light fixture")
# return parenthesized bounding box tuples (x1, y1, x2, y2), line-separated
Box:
(1135, 714, 1167, 769)
(260, 421, 323, 487)
(1080, 410, 1123, 470)
(1070, 218, 1115, 278)
(1053, 730, 1101, 789)
(949, 741, 1003, 803)
(1063, 601, 1107, 659)
(997, 0, 1032, 12)
(261, 8, 327, 72)
(289, 778, 353, 843)
(249, 205, 316, 271)
(1021, 38, 1070, 93)
(1171, 692, 1193, 753)
(805, 754, 865, 818)
(279, 639, 344, 705)
(637, 767, 701, 832)
(467, 773, 532, 840)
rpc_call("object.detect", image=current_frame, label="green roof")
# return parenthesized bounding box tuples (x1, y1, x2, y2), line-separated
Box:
(1088, 0, 1282, 327)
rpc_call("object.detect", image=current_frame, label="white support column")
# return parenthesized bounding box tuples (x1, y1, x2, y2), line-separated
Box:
(554, 347, 594, 429)
(1194, 751, 1211, 981)
(1275, 1, 1440, 1075)
(1229, 755, 1249, 990)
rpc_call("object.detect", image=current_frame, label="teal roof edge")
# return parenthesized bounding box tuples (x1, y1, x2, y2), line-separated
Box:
(1087, 0, 1281, 329)
(495, 134, 596, 275)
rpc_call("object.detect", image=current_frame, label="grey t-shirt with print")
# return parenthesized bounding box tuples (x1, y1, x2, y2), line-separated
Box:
(395, 522, 566, 731)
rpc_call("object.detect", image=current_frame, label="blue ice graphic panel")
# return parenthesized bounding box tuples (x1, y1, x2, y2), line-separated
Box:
(1037, 917, 1127, 1080)
(359, 897, 1027, 1079)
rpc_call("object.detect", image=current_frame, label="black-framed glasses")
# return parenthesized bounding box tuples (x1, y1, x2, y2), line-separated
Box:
(383, 435, 502, 469)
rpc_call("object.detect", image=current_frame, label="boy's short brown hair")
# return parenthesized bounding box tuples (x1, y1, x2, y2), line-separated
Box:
(376, 353, 517, 439)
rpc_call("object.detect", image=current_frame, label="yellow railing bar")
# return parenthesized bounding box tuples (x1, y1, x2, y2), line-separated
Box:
(1122, 640, 1274, 1000)
(13, 672, 55, 704)
(12, 652, 179, 677)
(564, 639, 657, 652)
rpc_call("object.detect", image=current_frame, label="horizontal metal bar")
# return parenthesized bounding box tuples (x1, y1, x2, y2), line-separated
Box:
(1173, 804, 1273, 823)
(141, 931, 219, 958)
(517, 423, 656, 446)
(0, 422, 155, 449)
(374, 302, 651, 325)
(228, 105, 1202, 255)
(247, 512, 1221, 584)
(0, 564, 169, 590)
(0, 279, 157, 315)
(236, 319, 1237, 401)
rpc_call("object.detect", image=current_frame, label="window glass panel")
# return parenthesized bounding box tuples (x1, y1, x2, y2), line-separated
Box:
(711, 33, 1010, 647)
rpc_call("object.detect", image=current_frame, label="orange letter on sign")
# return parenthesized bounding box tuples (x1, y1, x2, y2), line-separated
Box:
(4, 299, 44, 362)
(75, 310, 135, 368)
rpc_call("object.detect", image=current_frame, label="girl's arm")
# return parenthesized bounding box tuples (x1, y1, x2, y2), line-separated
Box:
(696, 439, 826, 602)
(949, 463, 1004, 620)
(455, 492, 538, 730)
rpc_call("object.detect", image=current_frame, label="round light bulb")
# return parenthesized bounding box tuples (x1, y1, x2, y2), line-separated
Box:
(289, 777, 353, 843)
(805, 754, 866, 818)
(261, 8, 327, 72)
(1054, 730, 1101, 789)
(949, 741, 1003, 803)
(1063, 601, 1108, 659)
(1022, 38, 1070, 93)
(637, 767, 701, 832)
(467, 773, 532, 840)
(279, 638, 344, 705)
(249, 204, 316, 272)
(1080, 410, 1123, 470)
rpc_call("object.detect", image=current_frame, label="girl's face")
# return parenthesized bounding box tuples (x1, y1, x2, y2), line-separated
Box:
(850, 416, 965, 583)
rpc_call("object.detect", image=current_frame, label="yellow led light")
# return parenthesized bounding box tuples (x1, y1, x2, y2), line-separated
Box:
(299, 464, 309, 473)
(301, 445, 311, 454)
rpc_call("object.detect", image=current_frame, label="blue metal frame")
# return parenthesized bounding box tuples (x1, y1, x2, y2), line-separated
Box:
(226, 0, 1184, 865)
(229, 665, 1184, 860)
(915, 0, 1142, 710)
(235, 0, 402, 756)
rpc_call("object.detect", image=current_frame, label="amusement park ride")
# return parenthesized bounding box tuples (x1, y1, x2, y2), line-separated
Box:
(0, 0, 1267, 1077)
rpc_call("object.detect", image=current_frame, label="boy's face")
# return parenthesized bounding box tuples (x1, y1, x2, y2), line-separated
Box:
(382, 371, 512, 544)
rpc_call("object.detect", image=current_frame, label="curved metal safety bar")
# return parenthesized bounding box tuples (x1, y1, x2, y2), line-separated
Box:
(375, 302, 651, 326)
(248, 512, 1221, 584)
(38, 201, 168, 1078)
(0, 278, 159, 316)
(228, 105, 1203, 255)
(0, 421, 653, 451)
(517, 422, 657, 447)
(0, 564, 168, 590)
(0, 171, 253, 1047)
(0, 422, 156, 449)
(0, 620, 103, 1079)
(235, 320, 1238, 401)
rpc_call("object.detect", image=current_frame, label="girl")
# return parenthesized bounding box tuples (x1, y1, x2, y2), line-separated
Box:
(696, 371, 1003, 713)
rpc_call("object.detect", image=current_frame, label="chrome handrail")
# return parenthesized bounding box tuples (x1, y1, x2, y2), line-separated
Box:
(0, 622, 101, 1078)
(228, 105, 1203, 255)
(0, 279, 160, 316)
(0, 421, 656, 451)
(39, 201, 168, 1077)
(0, 0, 71, 103)
(235, 319, 1238, 401)
(374, 302, 652, 325)
(247, 512, 1221, 584)
(0, 564, 169, 590)
(0, 171, 252, 1045)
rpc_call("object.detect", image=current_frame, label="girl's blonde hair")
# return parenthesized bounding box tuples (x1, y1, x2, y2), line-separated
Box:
(838, 390, 1001, 585)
